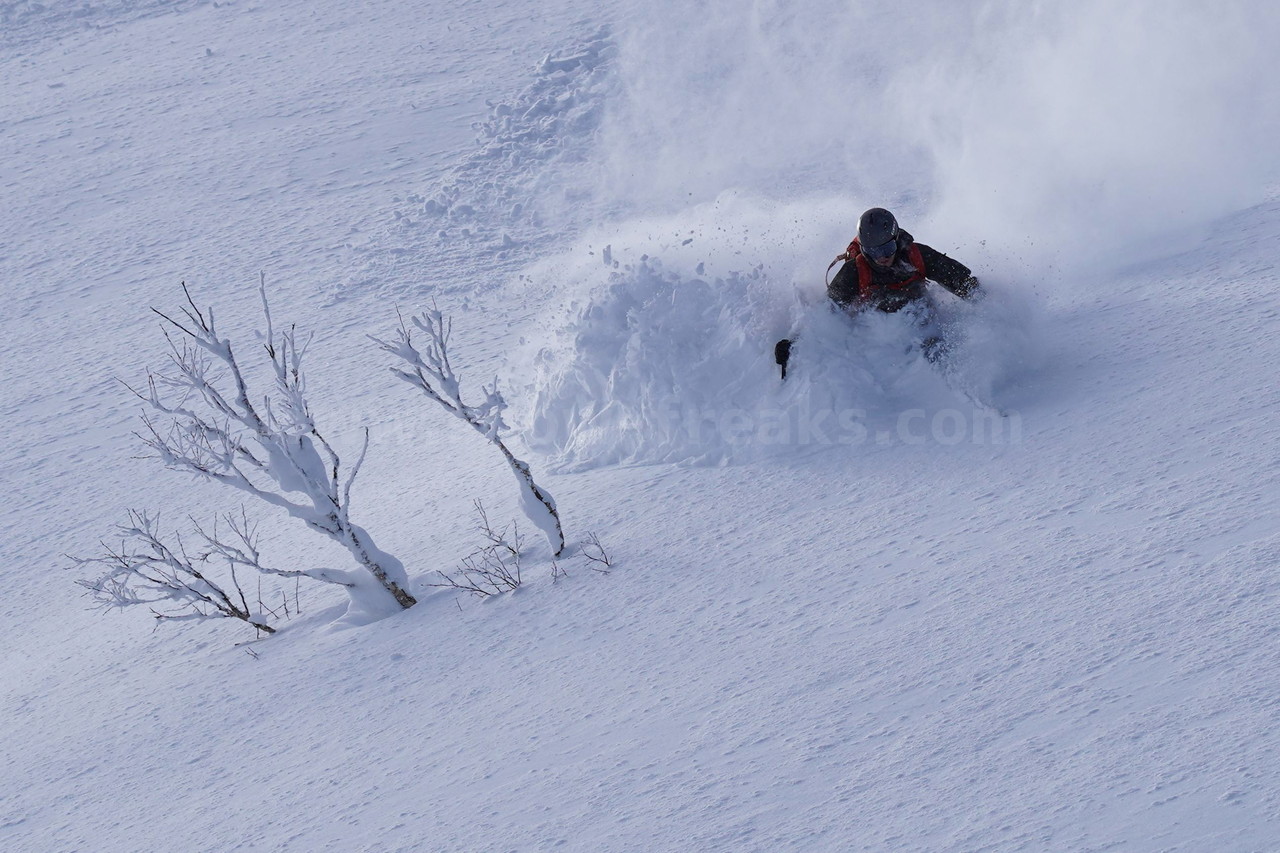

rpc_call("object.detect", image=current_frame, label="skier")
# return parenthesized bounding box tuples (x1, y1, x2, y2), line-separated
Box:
(774, 208, 981, 378)
(827, 207, 980, 313)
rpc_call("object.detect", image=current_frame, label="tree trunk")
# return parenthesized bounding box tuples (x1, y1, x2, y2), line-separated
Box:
(343, 524, 418, 609)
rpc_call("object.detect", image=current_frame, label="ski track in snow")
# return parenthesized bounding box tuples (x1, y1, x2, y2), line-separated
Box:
(344, 25, 618, 306)
(3, 1, 1280, 851)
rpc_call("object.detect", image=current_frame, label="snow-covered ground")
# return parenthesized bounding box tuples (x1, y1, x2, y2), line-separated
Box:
(4, 1, 1280, 850)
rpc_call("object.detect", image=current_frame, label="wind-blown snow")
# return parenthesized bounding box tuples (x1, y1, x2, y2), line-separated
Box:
(3, 0, 1280, 851)
(517, 194, 1045, 469)
(591, 0, 1279, 269)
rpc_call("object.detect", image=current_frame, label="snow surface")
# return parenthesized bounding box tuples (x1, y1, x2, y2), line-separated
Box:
(4, 0, 1280, 850)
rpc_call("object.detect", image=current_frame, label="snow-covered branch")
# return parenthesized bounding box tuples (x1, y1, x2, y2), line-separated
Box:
(373, 306, 565, 555)
(73, 510, 340, 637)
(129, 281, 417, 614)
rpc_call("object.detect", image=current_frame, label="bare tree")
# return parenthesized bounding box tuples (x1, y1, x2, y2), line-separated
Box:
(580, 531, 613, 573)
(373, 307, 565, 555)
(130, 281, 416, 614)
(431, 501, 524, 597)
(74, 510, 345, 636)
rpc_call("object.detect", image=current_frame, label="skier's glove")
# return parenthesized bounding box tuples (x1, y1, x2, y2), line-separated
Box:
(774, 339, 792, 380)
(958, 275, 982, 300)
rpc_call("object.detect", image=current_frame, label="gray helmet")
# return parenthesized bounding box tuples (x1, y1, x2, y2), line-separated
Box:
(858, 208, 899, 260)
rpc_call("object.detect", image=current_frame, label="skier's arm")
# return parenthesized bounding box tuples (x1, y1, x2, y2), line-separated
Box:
(917, 243, 980, 299)
(827, 261, 862, 309)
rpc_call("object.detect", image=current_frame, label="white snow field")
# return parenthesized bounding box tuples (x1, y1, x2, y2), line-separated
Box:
(3, 0, 1280, 850)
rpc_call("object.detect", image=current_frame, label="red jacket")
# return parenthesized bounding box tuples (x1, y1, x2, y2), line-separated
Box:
(828, 230, 976, 312)
(846, 237, 927, 302)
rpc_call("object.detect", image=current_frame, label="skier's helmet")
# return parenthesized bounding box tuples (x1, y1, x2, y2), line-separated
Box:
(858, 208, 900, 260)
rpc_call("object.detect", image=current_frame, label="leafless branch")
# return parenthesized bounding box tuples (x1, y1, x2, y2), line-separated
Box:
(126, 282, 417, 611)
(430, 501, 524, 596)
(581, 531, 613, 572)
(372, 305, 564, 555)
(73, 511, 278, 637)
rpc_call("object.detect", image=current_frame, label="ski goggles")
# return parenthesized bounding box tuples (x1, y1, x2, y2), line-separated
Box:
(861, 238, 898, 261)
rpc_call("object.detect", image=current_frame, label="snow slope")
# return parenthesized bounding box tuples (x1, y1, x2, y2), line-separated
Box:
(3, 1, 1280, 851)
